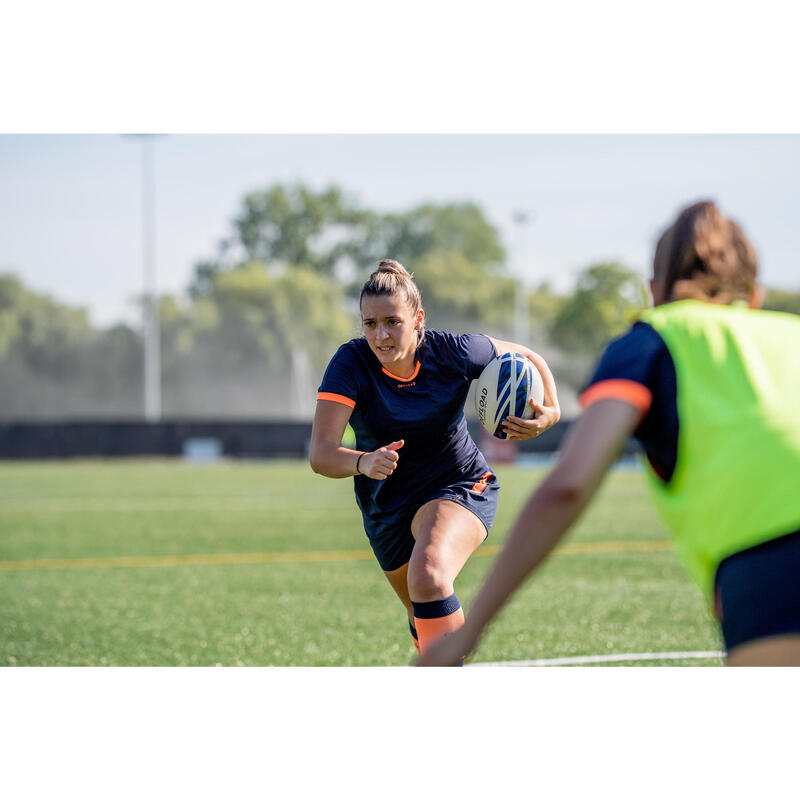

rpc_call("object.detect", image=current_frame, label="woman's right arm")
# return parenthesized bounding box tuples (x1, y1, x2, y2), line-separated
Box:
(309, 399, 404, 480)
(416, 399, 642, 665)
(309, 399, 361, 478)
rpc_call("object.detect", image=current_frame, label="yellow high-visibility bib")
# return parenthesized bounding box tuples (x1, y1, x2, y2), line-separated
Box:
(640, 300, 800, 600)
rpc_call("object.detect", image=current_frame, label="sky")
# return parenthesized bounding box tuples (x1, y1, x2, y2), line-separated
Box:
(1, 133, 799, 329)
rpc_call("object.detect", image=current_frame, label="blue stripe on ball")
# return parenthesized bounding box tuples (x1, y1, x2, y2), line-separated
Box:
(496, 383, 512, 424)
(515, 378, 529, 417)
(494, 397, 511, 438)
(498, 355, 512, 387)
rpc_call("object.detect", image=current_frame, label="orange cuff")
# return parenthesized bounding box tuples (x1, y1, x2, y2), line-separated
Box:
(579, 379, 652, 416)
(414, 608, 465, 654)
(317, 392, 356, 409)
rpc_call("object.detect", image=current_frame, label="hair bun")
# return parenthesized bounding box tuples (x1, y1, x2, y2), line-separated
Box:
(376, 259, 411, 277)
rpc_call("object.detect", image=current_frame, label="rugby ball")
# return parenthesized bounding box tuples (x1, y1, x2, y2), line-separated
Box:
(475, 353, 544, 439)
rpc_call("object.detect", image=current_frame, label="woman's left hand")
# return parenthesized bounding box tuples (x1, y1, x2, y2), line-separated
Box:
(502, 397, 560, 440)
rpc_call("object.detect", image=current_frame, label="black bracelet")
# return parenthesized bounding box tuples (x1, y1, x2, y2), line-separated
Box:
(355, 453, 365, 475)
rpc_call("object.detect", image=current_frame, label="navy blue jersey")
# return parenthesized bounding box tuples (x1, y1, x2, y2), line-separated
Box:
(580, 321, 679, 481)
(318, 330, 498, 524)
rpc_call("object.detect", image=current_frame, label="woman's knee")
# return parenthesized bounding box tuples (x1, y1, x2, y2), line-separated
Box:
(406, 554, 453, 602)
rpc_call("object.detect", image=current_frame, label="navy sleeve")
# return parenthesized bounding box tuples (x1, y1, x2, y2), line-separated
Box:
(582, 322, 679, 482)
(440, 333, 497, 379)
(317, 342, 362, 409)
(586, 322, 668, 393)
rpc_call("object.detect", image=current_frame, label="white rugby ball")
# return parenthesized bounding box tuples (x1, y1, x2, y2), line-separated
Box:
(475, 353, 544, 439)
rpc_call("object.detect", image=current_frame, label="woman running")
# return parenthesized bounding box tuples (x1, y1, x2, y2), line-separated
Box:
(418, 200, 800, 667)
(309, 259, 560, 658)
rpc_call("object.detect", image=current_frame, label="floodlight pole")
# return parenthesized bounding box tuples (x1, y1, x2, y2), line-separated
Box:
(125, 134, 163, 422)
(512, 210, 534, 345)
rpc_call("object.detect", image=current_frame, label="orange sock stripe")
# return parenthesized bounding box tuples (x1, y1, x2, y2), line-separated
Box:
(414, 607, 465, 654)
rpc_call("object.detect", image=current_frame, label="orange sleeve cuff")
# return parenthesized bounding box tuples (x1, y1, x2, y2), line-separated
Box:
(579, 379, 653, 416)
(317, 391, 356, 409)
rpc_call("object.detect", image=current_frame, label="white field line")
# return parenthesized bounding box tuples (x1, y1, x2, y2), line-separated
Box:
(470, 650, 725, 666)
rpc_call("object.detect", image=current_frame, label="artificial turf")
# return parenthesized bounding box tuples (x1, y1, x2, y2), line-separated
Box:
(0, 459, 722, 666)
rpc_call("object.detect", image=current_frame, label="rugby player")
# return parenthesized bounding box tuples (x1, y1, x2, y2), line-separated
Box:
(310, 259, 560, 657)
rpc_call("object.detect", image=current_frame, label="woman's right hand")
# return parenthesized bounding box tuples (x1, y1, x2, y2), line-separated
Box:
(359, 440, 404, 479)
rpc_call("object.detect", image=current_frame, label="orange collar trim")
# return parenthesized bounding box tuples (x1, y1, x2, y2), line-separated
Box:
(382, 361, 421, 382)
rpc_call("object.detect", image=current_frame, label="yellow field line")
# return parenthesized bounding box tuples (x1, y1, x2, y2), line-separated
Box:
(553, 540, 673, 555)
(0, 540, 672, 572)
(478, 540, 673, 558)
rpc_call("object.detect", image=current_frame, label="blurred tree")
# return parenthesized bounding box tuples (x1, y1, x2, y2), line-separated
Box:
(363, 202, 505, 275)
(159, 262, 357, 416)
(356, 201, 510, 330)
(192, 184, 510, 332)
(183, 261, 354, 373)
(527, 283, 568, 337)
(0, 273, 94, 376)
(77, 324, 142, 411)
(0, 276, 20, 355)
(763, 288, 800, 315)
(157, 294, 197, 376)
(550, 262, 648, 356)
(408, 250, 515, 331)
(190, 184, 370, 295)
(0, 273, 143, 417)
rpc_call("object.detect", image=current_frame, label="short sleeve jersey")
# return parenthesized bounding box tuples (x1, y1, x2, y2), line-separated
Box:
(318, 330, 497, 521)
(580, 321, 679, 481)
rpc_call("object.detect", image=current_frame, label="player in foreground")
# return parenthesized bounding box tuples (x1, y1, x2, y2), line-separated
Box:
(418, 200, 800, 667)
(309, 259, 560, 657)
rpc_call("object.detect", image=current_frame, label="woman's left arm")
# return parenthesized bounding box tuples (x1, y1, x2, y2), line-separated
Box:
(488, 337, 561, 439)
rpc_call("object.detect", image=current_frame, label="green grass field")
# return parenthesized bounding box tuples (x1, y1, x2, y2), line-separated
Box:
(0, 459, 723, 666)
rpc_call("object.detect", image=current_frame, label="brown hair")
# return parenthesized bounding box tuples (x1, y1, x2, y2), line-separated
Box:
(653, 200, 758, 304)
(360, 259, 425, 342)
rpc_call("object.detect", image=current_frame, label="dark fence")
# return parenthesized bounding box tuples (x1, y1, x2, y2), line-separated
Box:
(0, 419, 584, 459)
(0, 420, 312, 459)
(0, 419, 641, 460)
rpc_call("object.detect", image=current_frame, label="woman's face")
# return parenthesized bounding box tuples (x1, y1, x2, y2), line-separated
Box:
(360, 293, 423, 373)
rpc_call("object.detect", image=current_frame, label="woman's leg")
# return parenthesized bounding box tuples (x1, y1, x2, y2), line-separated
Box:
(407, 499, 487, 654)
(383, 562, 420, 652)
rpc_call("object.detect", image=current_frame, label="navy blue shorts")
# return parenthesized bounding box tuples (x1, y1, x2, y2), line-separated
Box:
(714, 528, 800, 651)
(362, 472, 499, 572)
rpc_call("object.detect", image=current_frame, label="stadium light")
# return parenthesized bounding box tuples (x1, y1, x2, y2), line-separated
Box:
(123, 134, 164, 422)
(512, 210, 535, 345)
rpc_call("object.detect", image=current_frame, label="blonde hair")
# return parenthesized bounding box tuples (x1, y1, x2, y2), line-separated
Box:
(653, 201, 758, 304)
(360, 259, 425, 343)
